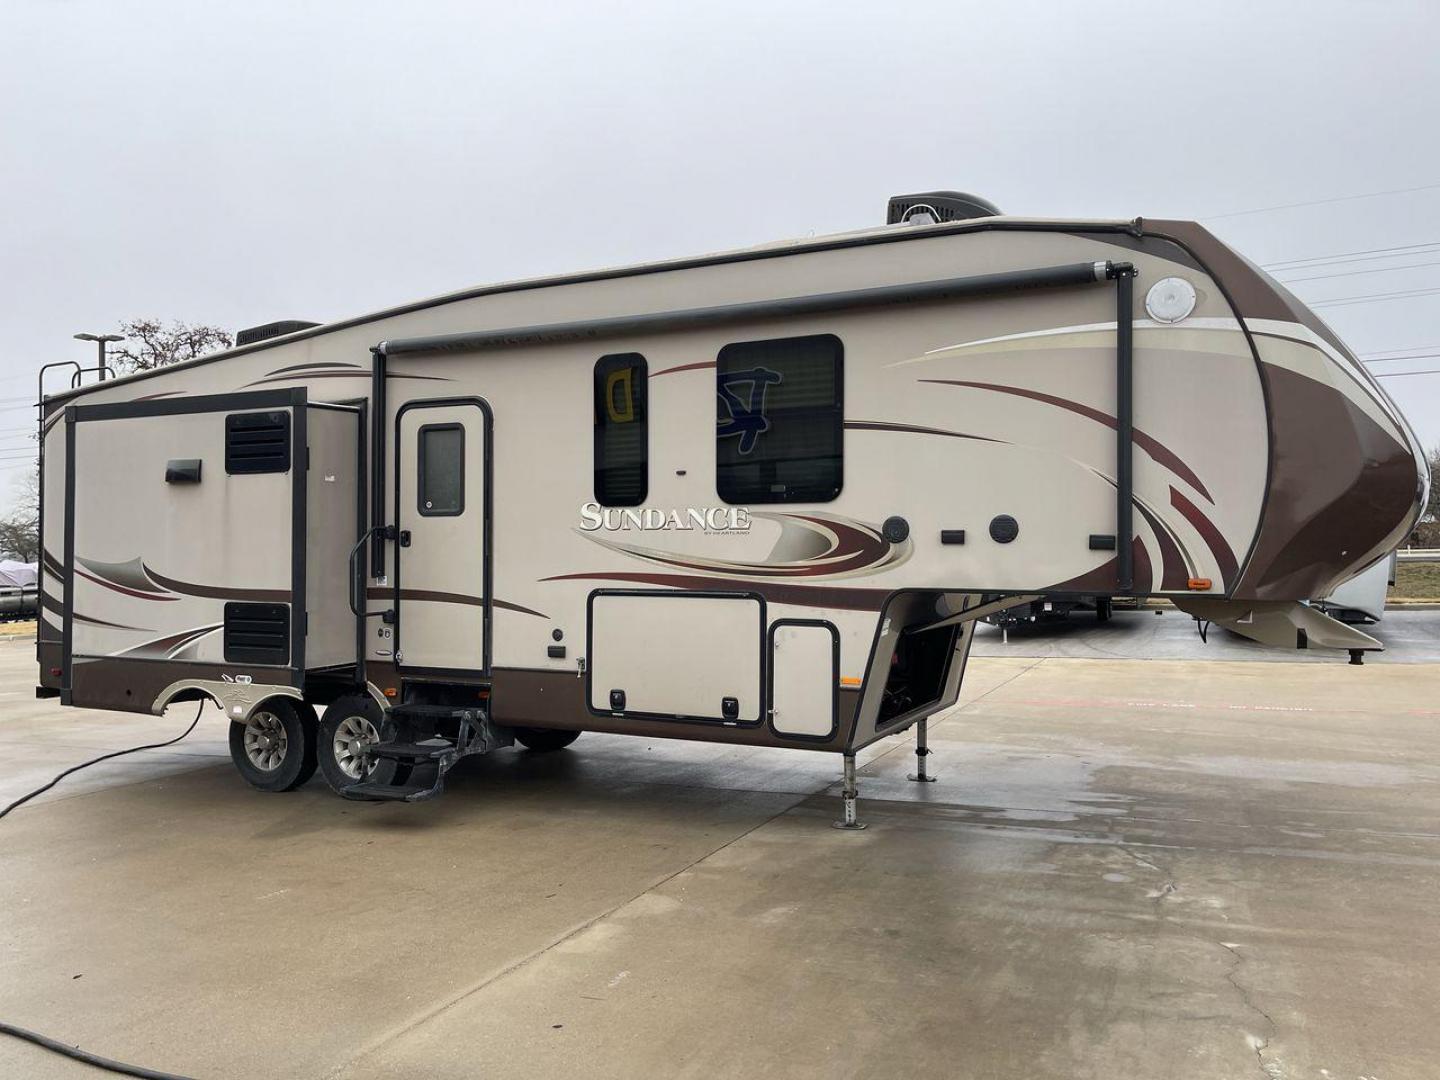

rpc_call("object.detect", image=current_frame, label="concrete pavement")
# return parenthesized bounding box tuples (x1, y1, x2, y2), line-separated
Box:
(1, 634, 1438, 1078)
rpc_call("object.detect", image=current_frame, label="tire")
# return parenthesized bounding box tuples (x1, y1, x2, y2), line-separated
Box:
(1096, 598, 1113, 623)
(229, 698, 316, 793)
(514, 727, 581, 753)
(317, 695, 404, 795)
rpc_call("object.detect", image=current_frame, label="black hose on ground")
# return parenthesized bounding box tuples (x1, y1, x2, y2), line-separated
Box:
(0, 1020, 195, 1080)
(0, 699, 207, 1079)
(0, 699, 205, 820)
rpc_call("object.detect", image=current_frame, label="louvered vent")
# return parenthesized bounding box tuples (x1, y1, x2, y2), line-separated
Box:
(225, 411, 292, 474)
(885, 191, 1001, 225)
(224, 602, 291, 665)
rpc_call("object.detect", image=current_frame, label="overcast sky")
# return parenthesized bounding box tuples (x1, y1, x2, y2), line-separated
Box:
(3, 0, 1437, 504)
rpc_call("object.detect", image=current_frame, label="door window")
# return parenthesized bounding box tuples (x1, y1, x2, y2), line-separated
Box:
(417, 423, 465, 516)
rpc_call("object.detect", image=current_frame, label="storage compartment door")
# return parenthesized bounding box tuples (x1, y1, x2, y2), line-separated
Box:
(589, 592, 763, 722)
(769, 621, 838, 739)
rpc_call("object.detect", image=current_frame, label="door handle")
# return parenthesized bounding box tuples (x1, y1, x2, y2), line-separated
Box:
(399, 530, 411, 548)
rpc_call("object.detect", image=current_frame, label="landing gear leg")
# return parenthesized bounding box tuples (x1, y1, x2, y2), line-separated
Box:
(907, 718, 936, 783)
(1349, 649, 1365, 666)
(832, 753, 867, 830)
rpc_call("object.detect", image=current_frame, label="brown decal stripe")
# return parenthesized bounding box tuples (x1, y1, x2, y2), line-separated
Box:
(76, 569, 179, 602)
(1132, 500, 1190, 591)
(53, 586, 153, 631)
(133, 390, 187, 402)
(264, 361, 365, 376)
(76, 613, 154, 631)
(921, 380, 1214, 503)
(542, 571, 890, 611)
(143, 566, 289, 603)
(117, 624, 222, 660)
(844, 420, 1000, 443)
(1170, 486, 1238, 586)
(365, 587, 547, 619)
(1089, 474, 1192, 591)
(42, 549, 64, 580)
(238, 371, 452, 389)
(1047, 537, 1153, 593)
(650, 360, 717, 377)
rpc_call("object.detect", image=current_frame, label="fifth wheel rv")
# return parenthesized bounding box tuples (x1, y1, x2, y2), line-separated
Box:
(35, 192, 1429, 825)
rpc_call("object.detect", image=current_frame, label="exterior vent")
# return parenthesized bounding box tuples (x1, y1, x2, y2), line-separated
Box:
(223, 602, 291, 665)
(886, 191, 1001, 225)
(225, 411, 292, 474)
(235, 320, 321, 347)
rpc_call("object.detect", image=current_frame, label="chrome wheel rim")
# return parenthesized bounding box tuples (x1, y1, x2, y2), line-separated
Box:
(243, 710, 289, 772)
(333, 715, 381, 780)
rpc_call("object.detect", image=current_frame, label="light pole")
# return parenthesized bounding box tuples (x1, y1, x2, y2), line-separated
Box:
(73, 332, 124, 381)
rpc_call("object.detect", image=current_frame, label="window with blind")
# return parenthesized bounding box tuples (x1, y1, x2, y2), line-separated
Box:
(716, 334, 843, 504)
(594, 353, 648, 506)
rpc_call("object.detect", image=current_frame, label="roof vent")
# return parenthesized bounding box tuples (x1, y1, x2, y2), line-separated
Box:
(235, 320, 321, 347)
(886, 191, 1001, 226)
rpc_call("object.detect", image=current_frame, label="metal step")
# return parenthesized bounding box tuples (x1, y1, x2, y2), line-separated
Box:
(341, 777, 444, 803)
(366, 738, 456, 763)
(389, 703, 484, 723)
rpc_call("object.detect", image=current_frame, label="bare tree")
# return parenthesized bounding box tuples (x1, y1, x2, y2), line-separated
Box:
(1415, 445, 1440, 547)
(109, 319, 233, 374)
(0, 472, 39, 563)
(1428, 445, 1440, 522)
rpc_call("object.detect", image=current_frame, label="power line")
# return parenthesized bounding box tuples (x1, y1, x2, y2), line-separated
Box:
(1278, 259, 1440, 284)
(1359, 361, 1440, 371)
(1264, 241, 1440, 270)
(1205, 181, 1440, 221)
(1361, 344, 1440, 356)
(1310, 286, 1440, 308)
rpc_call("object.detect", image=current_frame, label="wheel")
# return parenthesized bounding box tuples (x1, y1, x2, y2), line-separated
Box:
(1096, 598, 1113, 622)
(317, 695, 404, 795)
(229, 698, 316, 793)
(514, 727, 581, 753)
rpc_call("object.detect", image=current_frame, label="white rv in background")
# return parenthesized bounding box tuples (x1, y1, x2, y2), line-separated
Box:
(1315, 551, 1396, 624)
(35, 192, 1429, 824)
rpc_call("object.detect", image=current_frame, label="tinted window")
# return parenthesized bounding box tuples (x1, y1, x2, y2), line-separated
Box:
(716, 334, 842, 504)
(418, 424, 464, 516)
(594, 353, 648, 506)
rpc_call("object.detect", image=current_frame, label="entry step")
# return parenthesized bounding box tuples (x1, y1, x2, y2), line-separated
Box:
(389, 703, 484, 722)
(367, 738, 456, 762)
(341, 778, 444, 803)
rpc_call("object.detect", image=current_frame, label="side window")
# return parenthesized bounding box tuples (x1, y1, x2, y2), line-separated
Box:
(716, 334, 842, 504)
(418, 423, 464, 516)
(594, 353, 648, 506)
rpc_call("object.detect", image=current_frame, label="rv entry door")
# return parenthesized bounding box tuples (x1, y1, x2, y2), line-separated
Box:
(393, 398, 491, 675)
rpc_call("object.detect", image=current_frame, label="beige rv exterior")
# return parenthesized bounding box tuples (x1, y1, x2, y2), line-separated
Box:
(36, 207, 1429, 805)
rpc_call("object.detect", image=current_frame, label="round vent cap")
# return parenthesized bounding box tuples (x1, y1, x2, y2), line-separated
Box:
(1145, 277, 1197, 323)
(881, 516, 910, 543)
(989, 515, 1020, 544)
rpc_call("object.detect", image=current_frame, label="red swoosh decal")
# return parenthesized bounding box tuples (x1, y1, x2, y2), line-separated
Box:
(76, 569, 178, 601)
(1047, 537, 1153, 593)
(651, 361, 717, 377)
(1170, 486, 1237, 585)
(844, 420, 1001, 443)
